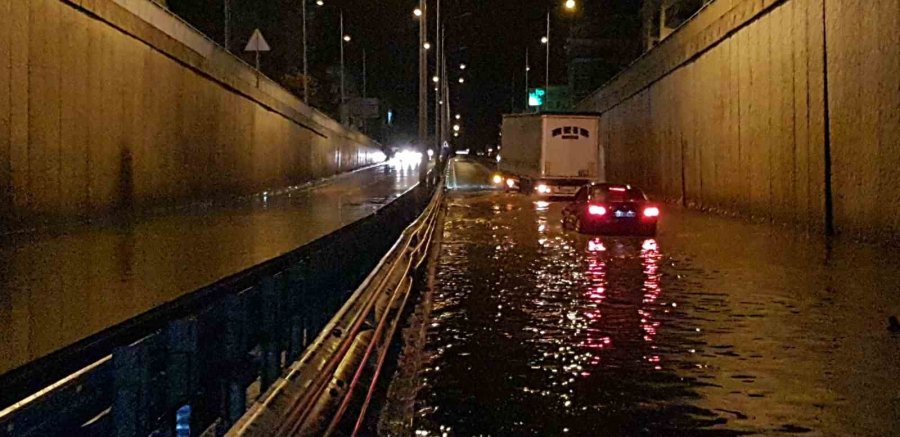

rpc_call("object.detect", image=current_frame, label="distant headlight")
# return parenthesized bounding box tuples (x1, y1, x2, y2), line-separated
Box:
(492, 174, 504, 185)
(536, 184, 552, 194)
(506, 178, 516, 188)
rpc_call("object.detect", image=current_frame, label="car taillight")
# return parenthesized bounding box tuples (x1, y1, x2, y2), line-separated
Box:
(643, 207, 660, 218)
(589, 205, 607, 216)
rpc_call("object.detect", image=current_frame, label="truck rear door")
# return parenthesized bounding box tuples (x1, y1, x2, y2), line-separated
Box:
(542, 116, 599, 179)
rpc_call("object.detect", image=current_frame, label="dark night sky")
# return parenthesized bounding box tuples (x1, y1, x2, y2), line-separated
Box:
(169, 0, 629, 150)
(330, 0, 589, 150)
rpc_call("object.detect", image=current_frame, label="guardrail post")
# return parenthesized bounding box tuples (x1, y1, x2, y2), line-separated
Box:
(219, 292, 252, 431)
(166, 319, 198, 418)
(260, 276, 281, 392)
(286, 266, 306, 361)
(113, 342, 151, 437)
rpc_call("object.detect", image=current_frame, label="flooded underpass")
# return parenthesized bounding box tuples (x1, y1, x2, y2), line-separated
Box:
(381, 158, 900, 436)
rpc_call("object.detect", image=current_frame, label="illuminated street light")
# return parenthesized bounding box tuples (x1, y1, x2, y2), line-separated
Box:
(455, 114, 461, 120)
(460, 63, 467, 70)
(453, 124, 461, 132)
(433, 75, 440, 83)
(413, 7, 422, 17)
(458, 77, 465, 84)
(343, 34, 351, 42)
(565, 0, 576, 10)
(316, 0, 324, 5)
(541, 36, 548, 44)
(424, 42, 432, 50)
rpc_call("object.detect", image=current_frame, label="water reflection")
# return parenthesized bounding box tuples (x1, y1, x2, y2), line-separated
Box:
(0, 164, 418, 375)
(397, 184, 900, 436)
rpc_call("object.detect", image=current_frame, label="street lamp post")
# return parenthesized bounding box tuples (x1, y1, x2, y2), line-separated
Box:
(541, 1, 576, 111)
(340, 10, 345, 111)
(544, 9, 550, 106)
(525, 48, 530, 112)
(302, 0, 308, 102)
(417, 0, 428, 183)
(434, 0, 444, 158)
(224, 0, 231, 51)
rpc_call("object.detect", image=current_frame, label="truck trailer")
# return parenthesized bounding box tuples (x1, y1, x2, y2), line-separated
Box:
(499, 113, 604, 197)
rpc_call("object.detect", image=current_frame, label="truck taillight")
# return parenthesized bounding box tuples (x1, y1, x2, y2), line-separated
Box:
(589, 205, 607, 216)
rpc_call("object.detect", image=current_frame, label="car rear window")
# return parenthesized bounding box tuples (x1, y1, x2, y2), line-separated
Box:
(591, 186, 646, 202)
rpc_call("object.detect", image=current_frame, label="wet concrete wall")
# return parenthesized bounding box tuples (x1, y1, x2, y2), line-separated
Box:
(578, 0, 900, 241)
(0, 0, 383, 230)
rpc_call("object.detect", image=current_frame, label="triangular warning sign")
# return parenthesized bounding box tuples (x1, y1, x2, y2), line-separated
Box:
(245, 29, 271, 52)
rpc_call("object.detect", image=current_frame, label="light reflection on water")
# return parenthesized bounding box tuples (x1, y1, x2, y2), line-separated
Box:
(403, 190, 900, 436)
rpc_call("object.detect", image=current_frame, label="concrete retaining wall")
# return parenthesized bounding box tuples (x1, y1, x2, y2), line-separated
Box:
(578, 0, 900, 241)
(0, 0, 383, 230)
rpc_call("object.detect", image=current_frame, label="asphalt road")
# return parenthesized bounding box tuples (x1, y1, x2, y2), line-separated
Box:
(387, 158, 900, 436)
(0, 162, 421, 376)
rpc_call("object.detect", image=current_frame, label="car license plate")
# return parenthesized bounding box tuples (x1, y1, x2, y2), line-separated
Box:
(615, 210, 636, 218)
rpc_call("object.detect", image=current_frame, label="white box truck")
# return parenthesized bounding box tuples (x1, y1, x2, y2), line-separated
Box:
(499, 113, 604, 197)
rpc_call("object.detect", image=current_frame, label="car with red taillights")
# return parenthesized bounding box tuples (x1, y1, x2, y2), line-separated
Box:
(562, 183, 659, 236)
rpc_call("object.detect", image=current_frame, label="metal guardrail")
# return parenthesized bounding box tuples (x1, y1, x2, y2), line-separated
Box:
(229, 178, 445, 437)
(0, 177, 438, 437)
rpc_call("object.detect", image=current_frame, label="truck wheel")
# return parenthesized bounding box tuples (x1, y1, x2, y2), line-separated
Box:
(520, 179, 534, 194)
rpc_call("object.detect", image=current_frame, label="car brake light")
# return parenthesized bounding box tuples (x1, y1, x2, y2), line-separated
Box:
(643, 207, 660, 218)
(609, 187, 627, 192)
(589, 205, 607, 216)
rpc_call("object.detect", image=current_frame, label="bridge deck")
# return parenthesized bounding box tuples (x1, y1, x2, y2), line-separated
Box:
(0, 163, 420, 376)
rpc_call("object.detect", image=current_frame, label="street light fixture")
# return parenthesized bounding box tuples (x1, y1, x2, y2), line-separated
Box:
(460, 63, 466, 70)
(453, 124, 460, 132)
(541, 36, 548, 44)
(565, 0, 576, 10)
(433, 75, 440, 83)
(455, 114, 461, 120)
(343, 35, 351, 42)
(413, 7, 422, 17)
(424, 42, 432, 50)
(458, 77, 465, 84)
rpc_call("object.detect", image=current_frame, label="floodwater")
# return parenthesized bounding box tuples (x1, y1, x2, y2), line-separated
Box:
(392, 159, 900, 436)
(0, 162, 420, 376)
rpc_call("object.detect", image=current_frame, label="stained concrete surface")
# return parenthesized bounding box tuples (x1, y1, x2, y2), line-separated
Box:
(385, 158, 900, 436)
(579, 0, 900, 242)
(0, 0, 382, 230)
(0, 162, 420, 375)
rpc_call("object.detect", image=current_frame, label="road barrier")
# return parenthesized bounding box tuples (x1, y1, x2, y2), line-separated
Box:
(0, 176, 439, 437)
(229, 178, 444, 437)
